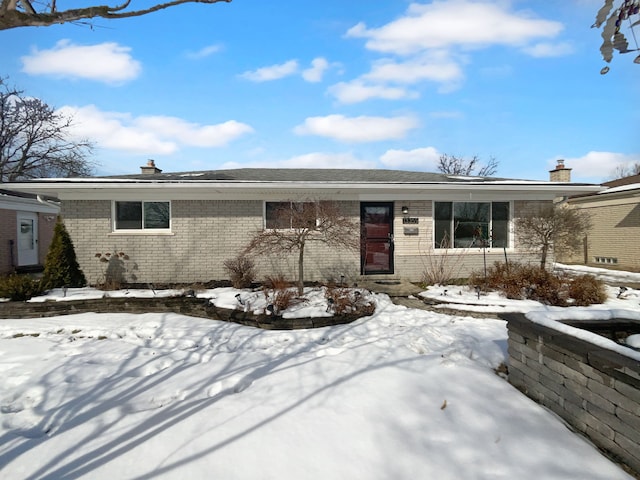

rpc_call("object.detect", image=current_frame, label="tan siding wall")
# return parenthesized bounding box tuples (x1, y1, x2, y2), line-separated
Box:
(561, 200, 640, 271)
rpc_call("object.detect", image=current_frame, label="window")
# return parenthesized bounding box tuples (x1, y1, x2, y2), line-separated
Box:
(434, 202, 510, 248)
(114, 201, 170, 230)
(265, 202, 316, 229)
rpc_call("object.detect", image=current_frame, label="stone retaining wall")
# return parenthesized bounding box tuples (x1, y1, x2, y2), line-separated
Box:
(0, 297, 361, 330)
(504, 313, 640, 475)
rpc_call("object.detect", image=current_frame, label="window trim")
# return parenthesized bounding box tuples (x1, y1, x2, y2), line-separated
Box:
(112, 200, 172, 233)
(433, 201, 512, 249)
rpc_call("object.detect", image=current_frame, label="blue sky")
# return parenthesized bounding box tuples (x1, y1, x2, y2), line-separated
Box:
(2, 0, 639, 182)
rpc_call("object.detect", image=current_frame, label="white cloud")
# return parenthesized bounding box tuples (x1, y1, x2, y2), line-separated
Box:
(220, 152, 377, 170)
(328, 80, 417, 104)
(186, 44, 223, 60)
(57, 105, 253, 155)
(240, 60, 299, 82)
(302, 57, 330, 82)
(380, 147, 441, 169)
(364, 54, 464, 84)
(521, 42, 574, 58)
(328, 51, 464, 103)
(21, 40, 141, 84)
(346, 1, 564, 55)
(557, 152, 640, 181)
(340, 1, 567, 100)
(293, 114, 419, 143)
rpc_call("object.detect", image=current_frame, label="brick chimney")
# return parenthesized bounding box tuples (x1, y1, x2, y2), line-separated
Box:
(549, 159, 571, 182)
(140, 159, 162, 175)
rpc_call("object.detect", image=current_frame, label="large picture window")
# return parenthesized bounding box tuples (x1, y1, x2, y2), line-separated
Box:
(114, 201, 170, 230)
(265, 202, 316, 229)
(434, 201, 509, 248)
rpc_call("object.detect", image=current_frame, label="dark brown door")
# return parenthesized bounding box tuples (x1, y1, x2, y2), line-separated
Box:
(361, 202, 394, 274)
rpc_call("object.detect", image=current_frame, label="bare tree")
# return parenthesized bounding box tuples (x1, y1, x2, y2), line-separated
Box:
(515, 204, 592, 270)
(593, 0, 640, 72)
(609, 161, 640, 180)
(244, 200, 360, 295)
(0, 78, 94, 182)
(437, 154, 499, 177)
(0, 0, 230, 30)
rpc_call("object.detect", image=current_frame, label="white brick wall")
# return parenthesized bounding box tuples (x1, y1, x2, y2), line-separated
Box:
(61, 198, 549, 285)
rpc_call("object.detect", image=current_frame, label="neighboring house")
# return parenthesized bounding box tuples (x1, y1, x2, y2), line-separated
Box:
(559, 173, 640, 272)
(4, 162, 601, 285)
(0, 189, 59, 276)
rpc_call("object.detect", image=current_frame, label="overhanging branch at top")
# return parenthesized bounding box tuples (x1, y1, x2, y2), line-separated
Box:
(0, 0, 231, 30)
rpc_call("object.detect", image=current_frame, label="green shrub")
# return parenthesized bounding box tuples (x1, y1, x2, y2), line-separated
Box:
(41, 219, 86, 290)
(0, 274, 44, 301)
(568, 274, 607, 306)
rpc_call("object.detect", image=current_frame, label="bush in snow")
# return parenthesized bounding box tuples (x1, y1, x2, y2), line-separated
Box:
(324, 285, 375, 316)
(41, 218, 86, 290)
(223, 255, 256, 289)
(568, 274, 607, 306)
(0, 273, 44, 301)
(470, 262, 566, 306)
(262, 275, 304, 316)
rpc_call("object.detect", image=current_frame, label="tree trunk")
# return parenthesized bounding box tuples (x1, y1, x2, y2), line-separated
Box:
(540, 244, 549, 270)
(297, 244, 305, 296)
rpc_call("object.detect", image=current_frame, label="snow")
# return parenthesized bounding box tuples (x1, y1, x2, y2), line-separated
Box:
(1, 264, 639, 479)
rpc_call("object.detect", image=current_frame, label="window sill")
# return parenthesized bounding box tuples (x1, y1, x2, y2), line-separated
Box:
(108, 231, 175, 236)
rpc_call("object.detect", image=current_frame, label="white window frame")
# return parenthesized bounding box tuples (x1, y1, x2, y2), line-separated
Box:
(111, 200, 172, 233)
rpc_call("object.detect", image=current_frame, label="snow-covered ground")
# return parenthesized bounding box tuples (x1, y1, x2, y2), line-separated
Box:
(1, 264, 639, 479)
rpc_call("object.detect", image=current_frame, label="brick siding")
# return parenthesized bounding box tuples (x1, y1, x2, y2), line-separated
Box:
(61, 198, 550, 285)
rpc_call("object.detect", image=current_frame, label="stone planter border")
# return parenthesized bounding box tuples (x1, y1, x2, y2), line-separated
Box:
(0, 296, 365, 330)
(503, 312, 640, 476)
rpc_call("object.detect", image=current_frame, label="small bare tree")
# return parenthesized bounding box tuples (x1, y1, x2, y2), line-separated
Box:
(515, 204, 592, 270)
(437, 154, 499, 177)
(0, 78, 94, 182)
(244, 200, 359, 295)
(0, 0, 230, 30)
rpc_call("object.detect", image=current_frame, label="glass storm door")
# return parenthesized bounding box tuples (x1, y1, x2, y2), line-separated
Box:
(17, 212, 38, 266)
(361, 202, 394, 274)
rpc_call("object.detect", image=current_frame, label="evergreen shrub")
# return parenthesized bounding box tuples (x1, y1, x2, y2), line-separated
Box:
(41, 218, 86, 290)
(0, 274, 43, 301)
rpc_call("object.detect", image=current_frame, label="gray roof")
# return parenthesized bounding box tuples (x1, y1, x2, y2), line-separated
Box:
(104, 168, 517, 184)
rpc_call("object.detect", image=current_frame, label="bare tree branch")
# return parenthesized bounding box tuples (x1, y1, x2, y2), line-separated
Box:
(0, 0, 230, 30)
(244, 200, 359, 295)
(0, 78, 95, 182)
(437, 154, 499, 177)
(515, 204, 592, 270)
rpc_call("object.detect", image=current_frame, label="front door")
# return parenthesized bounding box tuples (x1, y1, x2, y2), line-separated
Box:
(361, 202, 394, 274)
(17, 212, 38, 266)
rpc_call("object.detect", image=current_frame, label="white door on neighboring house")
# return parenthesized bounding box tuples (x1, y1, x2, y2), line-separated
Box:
(17, 212, 39, 266)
